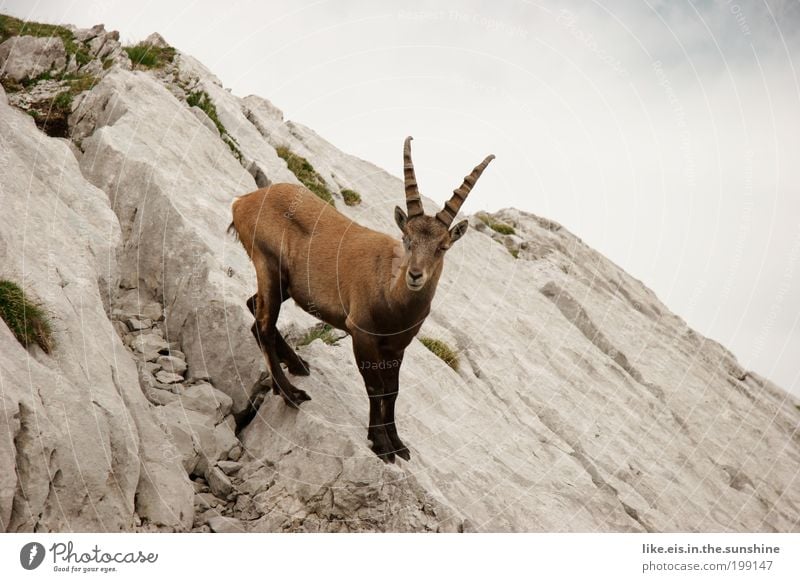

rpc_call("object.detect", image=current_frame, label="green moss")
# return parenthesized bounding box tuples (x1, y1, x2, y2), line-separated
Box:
(186, 90, 243, 161)
(276, 146, 335, 206)
(21, 69, 54, 87)
(298, 324, 339, 347)
(123, 42, 176, 69)
(52, 90, 73, 111)
(419, 336, 459, 371)
(66, 74, 97, 93)
(187, 90, 225, 134)
(102, 57, 113, 70)
(0, 280, 54, 353)
(1, 13, 73, 47)
(341, 188, 361, 206)
(477, 213, 516, 235)
(509, 248, 519, 259)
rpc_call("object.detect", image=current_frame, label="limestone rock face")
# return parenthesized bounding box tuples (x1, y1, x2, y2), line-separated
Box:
(0, 95, 191, 532)
(75, 68, 264, 418)
(1, 17, 798, 533)
(0, 35, 66, 82)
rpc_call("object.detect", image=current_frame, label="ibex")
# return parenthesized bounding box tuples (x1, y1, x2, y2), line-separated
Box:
(230, 137, 494, 462)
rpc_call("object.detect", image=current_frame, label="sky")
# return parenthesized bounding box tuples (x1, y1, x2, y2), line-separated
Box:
(3, 0, 799, 396)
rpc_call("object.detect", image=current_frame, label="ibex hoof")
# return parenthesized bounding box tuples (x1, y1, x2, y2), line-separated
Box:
(394, 446, 411, 462)
(280, 387, 311, 408)
(369, 439, 396, 463)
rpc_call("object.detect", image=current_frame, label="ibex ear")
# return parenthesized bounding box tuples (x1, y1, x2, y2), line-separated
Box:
(394, 206, 408, 232)
(449, 220, 469, 244)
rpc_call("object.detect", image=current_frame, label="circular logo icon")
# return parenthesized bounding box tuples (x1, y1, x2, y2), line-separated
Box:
(20, 542, 46, 570)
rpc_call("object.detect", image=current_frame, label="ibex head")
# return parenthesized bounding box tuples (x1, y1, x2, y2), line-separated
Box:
(394, 136, 495, 292)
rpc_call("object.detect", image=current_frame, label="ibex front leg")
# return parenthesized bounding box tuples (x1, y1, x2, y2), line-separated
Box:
(381, 353, 410, 461)
(352, 332, 397, 462)
(352, 334, 410, 462)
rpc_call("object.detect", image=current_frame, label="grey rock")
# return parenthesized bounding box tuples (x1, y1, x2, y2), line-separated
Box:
(142, 386, 178, 406)
(178, 383, 233, 424)
(155, 370, 183, 384)
(190, 106, 219, 135)
(157, 355, 187, 375)
(207, 515, 243, 533)
(205, 467, 233, 498)
(130, 333, 169, 354)
(144, 32, 169, 48)
(227, 445, 243, 462)
(112, 320, 129, 340)
(192, 480, 208, 494)
(194, 493, 211, 511)
(197, 492, 222, 508)
(217, 461, 242, 475)
(213, 420, 239, 459)
(0, 36, 66, 82)
(126, 317, 152, 331)
(0, 93, 191, 532)
(3, 21, 798, 535)
(143, 361, 161, 375)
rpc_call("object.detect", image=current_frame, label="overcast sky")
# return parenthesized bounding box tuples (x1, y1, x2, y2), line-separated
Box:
(4, 0, 799, 396)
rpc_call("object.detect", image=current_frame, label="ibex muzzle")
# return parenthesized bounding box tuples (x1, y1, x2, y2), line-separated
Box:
(230, 136, 494, 462)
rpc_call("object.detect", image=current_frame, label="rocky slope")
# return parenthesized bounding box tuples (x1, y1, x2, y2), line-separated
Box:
(1, 17, 798, 532)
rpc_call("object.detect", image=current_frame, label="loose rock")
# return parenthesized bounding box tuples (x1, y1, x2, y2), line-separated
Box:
(157, 355, 187, 375)
(205, 466, 233, 498)
(155, 370, 183, 384)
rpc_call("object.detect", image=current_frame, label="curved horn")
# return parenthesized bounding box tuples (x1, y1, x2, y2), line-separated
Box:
(436, 154, 495, 227)
(403, 136, 424, 218)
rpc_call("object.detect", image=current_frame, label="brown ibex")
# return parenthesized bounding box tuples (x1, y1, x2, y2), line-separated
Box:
(230, 137, 494, 462)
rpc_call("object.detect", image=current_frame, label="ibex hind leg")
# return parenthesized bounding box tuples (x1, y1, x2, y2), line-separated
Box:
(250, 272, 311, 407)
(276, 334, 311, 376)
(247, 294, 310, 376)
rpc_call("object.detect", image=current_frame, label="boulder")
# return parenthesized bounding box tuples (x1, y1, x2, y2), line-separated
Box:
(0, 36, 66, 82)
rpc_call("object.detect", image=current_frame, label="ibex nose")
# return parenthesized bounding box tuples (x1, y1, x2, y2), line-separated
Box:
(408, 269, 423, 281)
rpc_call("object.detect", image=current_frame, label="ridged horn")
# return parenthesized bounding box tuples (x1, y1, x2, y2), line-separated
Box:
(403, 136, 424, 218)
(436, 154, 495, 226)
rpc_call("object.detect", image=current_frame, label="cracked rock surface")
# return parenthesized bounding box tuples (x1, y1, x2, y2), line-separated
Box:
(1, 19, 799, 532)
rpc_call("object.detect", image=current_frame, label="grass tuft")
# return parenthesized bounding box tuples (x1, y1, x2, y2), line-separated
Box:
(341, 188, 362, 206)
(419, 336, 459, 371)
(123, 42, 175, 69)
(0, 280, 54, 353)
(276, 146, 335, 206)
(297, 324, 339, 347)
(186, 90, 243, 161)
(478, 213, 516, 235)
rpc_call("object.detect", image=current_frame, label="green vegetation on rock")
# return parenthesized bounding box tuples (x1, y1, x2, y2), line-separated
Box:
(298, 324, 339, 346)
(0, 14, 91, 65)
(123, 42, 175, 69)
(479, 214, 516, 235)
(276, 146, 336, 206)
(186, 90, 242, 161)
(0, 279, 54, 353)
(419, 336, 459, 371)
(341, 188, 362, 206)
